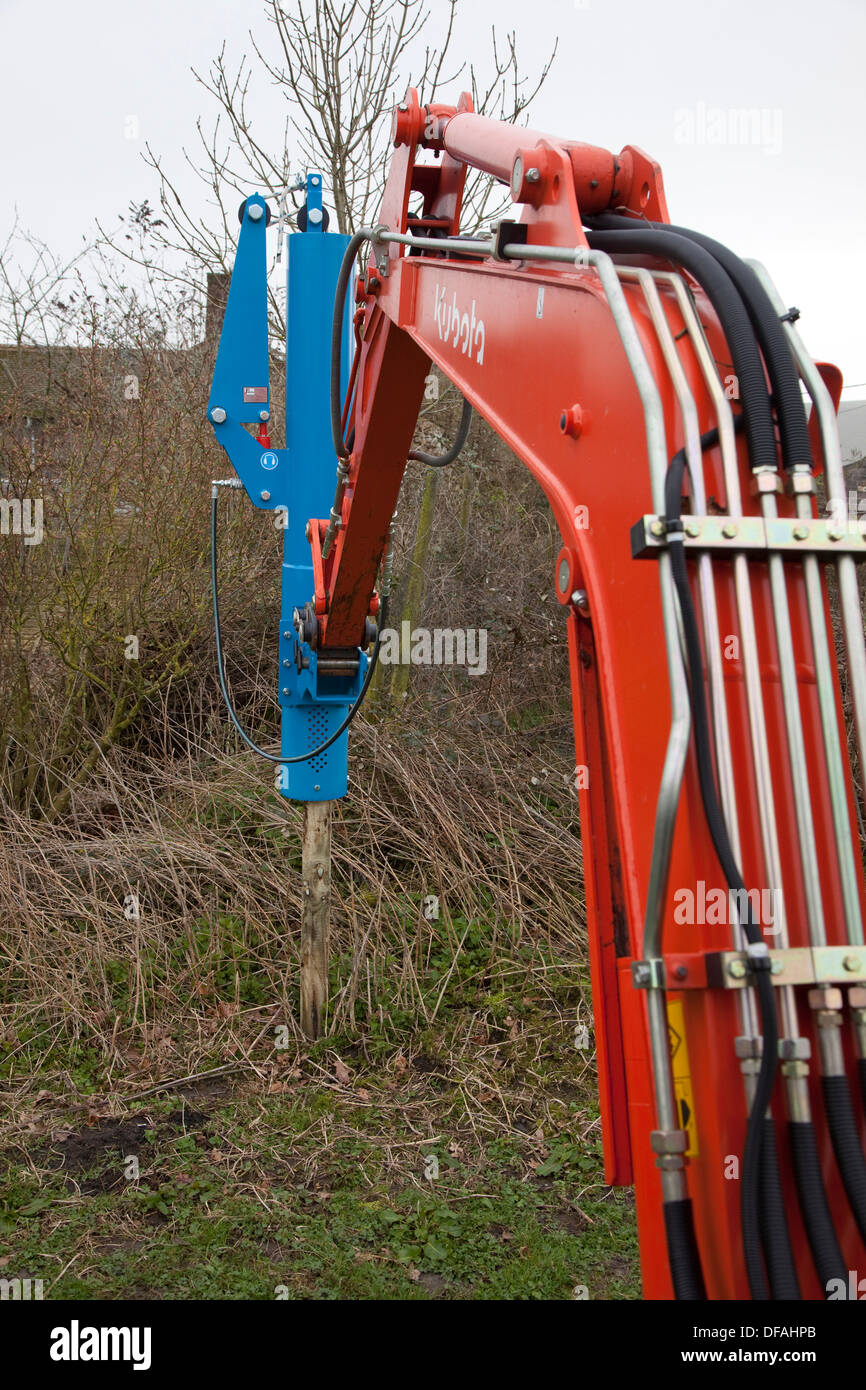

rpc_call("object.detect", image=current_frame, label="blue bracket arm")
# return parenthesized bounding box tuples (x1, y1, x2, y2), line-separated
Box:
(207, 193, 289, 510)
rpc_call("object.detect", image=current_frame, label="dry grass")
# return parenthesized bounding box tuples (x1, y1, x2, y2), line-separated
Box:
(0, 679, 583, 1096)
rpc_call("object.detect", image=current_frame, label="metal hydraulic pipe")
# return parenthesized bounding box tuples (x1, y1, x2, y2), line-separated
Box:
(376, 228, 494, 257)
(651, 270, 800, 1045)
(565, 248, 694, 1208)
(759, 490, 827, 944)
(620, 266, 760, 1053)
(748, 259, 866, 944)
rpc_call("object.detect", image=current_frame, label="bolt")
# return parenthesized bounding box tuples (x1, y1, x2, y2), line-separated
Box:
(248, 204, 264, 221)
(571, 589, 589, 612)
(843, 954, 863, 973)
(560, 403, 585, 439)
(283, 629, 292, 640)
(557, 558, 570, 594)
(728, 959, 747, 979)
(305, 522, 311, 540)
(311, 176, 320, 186)
(308, 208, 323, 225)
(259, 410, 270, 422)
(314, 784, 320, 791)
(685, 521, 701, 538)
(771, 959, 784, 975)
(282, 686, 291, 696)
(282, 658, 291, 668)
(722, 523, 738, 539)
(210, 407, 227, 424)
(793, 524, 809, 541)
(673, 964, 688, 981)
(398, 102, 408, 112)
(828, 527, 844, 542)
(650, 520, 665, 538)
(317, 866, 324, 878)
(260, 490, 271, 502)
(633, 963, 651, 987)
(525, 167, 541, 183)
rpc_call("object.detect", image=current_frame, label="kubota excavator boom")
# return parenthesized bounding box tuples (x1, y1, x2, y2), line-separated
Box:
(210, 91, 866, 1301)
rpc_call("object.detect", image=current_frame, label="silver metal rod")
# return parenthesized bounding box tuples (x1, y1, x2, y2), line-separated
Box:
(748, 261, 866, 773)
(620, 266, 760, 1045)
(576, 250, 690, 961)
(760, 496, 827, 943)
(652, 270, 801, 1042)
(748, 259, 866, 947)
(570, 249, 690, 1185)
(792, 477, 863, 943)
(376, 228, 495, 257)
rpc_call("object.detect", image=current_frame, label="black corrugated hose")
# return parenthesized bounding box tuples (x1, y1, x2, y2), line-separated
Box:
(591, 214, 813, 472)
(821, 1074, 866, 1244)
(665, 1199, 707, 1300)
(662, 430, 785, 1303)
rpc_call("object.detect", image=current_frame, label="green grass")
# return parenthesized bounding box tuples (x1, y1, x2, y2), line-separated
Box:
(0, 1080, 638, 1300)
(0, 923, 640, 1301)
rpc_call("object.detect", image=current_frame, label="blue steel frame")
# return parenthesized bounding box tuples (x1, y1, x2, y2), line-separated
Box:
(207, 174, 361, 802)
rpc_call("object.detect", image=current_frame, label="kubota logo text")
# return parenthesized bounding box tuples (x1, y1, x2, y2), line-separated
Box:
(433, 284, 485, 364)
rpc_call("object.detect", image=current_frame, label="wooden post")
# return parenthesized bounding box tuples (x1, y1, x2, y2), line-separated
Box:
(301, 800, 331, 1039)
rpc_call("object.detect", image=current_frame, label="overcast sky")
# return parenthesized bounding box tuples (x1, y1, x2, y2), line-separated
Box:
(2, 0, 864, 395)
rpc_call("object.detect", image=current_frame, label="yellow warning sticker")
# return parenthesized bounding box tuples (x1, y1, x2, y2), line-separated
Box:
(666, 998, 699, 1157)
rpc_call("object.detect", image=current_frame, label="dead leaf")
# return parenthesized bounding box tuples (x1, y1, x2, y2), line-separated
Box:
(333, 1056, 351, 1085)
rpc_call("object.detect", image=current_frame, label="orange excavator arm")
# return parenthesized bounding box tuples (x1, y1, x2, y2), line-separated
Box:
(302, 87, 866, 1302)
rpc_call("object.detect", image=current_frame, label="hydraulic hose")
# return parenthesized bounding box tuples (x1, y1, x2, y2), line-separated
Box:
(664, 436, 782, 1301)
(759, 1117, 802, 1300)
(586, 225, 777, 475)
(664, 424, 798, 1300)
(330, 227, 377, 462)
(327, 228, 473, 563)
(821, 1074, 866, 1244)
(664, 1199, 707, 1300)
(788, 1119, 848, 1294)
(595, 216, 812, 472)
(211, 488, 386, 765)
(409, 396, 473, 466)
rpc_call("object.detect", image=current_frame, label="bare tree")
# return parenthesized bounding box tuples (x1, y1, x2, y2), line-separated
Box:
(0, 218, 92, 347)
(100, 0, 556, 330)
